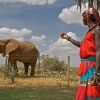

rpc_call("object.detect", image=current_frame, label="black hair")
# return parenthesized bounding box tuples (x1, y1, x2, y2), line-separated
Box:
(88, 14, 96, 22)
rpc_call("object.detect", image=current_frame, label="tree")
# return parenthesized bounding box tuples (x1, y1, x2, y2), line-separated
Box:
(75, 0, 100, 11)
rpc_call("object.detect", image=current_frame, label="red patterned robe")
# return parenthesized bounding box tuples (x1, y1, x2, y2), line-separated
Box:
(76, 31, 100, 100)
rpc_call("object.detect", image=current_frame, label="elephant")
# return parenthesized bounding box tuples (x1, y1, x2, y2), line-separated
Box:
(0, 39, 40, 77)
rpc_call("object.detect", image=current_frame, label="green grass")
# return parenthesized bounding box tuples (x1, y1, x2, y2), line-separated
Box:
(0, 86, 77, 100)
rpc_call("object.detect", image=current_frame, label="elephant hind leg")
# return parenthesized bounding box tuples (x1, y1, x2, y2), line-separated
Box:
(30, 63, 36, 77)
(24, 63, 29, 77)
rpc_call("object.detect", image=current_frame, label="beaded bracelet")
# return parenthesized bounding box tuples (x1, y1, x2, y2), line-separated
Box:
(94, 72, 100, 76)
(64, 35, 71, 41)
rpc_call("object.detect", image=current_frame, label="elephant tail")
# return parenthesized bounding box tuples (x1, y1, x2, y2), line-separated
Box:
(37, 52, 40, 68)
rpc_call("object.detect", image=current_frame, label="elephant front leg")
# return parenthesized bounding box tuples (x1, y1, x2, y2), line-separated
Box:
(14, 63, 19, 76)
(8, 56, 18, 76)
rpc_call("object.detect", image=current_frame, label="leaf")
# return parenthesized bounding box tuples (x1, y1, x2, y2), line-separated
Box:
(75, 0, 98, 10)
(97, 0, 100, 10)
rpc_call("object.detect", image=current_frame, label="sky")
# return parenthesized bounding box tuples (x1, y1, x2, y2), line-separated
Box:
(0, 0, 88, 67)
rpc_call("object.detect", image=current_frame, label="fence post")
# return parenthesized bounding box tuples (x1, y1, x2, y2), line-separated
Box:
(67, 56, 70, 87)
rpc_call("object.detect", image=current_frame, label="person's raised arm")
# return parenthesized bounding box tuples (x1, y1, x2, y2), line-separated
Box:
(61, 32, 81, 47)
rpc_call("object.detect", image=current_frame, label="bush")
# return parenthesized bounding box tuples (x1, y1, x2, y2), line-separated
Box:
(42, 56, 66, 72)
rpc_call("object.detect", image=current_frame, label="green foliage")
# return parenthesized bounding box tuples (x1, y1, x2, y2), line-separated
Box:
(42, 56, 66, 71)
(18, 71, 25, 77)
(75, 0, 100, 11)
(0, 65, 15, 83)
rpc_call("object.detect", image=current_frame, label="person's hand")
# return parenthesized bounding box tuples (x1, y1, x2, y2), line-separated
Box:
(91, 73, 100, 86)
(60, 32, 71, 41)
(60, 32, 66, 39)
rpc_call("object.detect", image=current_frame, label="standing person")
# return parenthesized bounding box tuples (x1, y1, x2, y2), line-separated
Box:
(61, 8, 100, 100)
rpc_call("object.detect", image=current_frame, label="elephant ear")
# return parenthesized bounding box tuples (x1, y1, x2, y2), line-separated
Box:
(0, 42, 4, 46)
(5, 41, 19, 54)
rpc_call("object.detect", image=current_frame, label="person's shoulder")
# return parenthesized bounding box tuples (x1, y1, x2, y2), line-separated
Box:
(95, 25, 100, 30)
(91, 25, 100, 34)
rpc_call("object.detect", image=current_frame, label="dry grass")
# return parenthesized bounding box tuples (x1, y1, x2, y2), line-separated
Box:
(0, 77, 79, 89)
(0, 67, 80, 88)
(0, 66, 79, 88)
(0, 77, 59, 88)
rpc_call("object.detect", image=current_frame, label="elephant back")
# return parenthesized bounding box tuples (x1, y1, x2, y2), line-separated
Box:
(19, 41, 39, 57)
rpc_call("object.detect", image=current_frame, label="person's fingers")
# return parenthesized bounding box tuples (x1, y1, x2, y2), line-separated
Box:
(92, 79, 96, 85)
(61, 32, 65, 36)
(61, 33, 67, 39)
(92, 74, 99, 85)
(96, 77, 98, 84)
(93, 80, 97, 85)
(61, 33, 65, 38)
